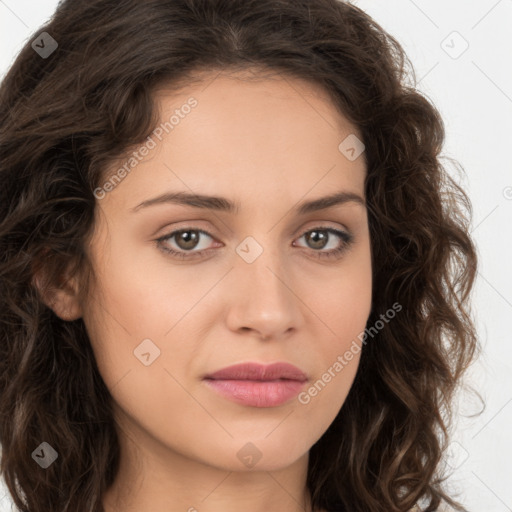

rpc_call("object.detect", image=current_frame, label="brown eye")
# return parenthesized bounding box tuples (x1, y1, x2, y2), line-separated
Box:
(304, 229, 329, 250)
(294, 227, 354, 260)
(156, 228, 218, 259)
(173, 230, 202, 250)
(156, 225, 354, 261)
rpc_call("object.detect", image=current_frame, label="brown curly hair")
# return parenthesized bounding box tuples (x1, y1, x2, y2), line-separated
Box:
(0, 0, 479, 511)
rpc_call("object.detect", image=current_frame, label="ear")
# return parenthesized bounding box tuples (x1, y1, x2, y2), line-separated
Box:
(32, 261, 83, 322)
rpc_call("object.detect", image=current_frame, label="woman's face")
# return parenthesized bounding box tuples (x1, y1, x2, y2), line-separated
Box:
(80, 70, 372, 473)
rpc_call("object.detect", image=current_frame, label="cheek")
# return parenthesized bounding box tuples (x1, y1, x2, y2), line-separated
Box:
(85, 235, 193, 338)
(315, 276, 369, 367)
(297, 288, 368, 438)
(312, 252, 372, 349)
(80, 251, 165, 387)
(81, 243, 216, 404)
(297, 253, 371, 418)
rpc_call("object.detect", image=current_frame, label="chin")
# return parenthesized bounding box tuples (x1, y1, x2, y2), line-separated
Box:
(197, 434, 312, 473)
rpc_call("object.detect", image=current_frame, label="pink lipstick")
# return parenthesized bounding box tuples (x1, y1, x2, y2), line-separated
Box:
(203, 362, 308, 407)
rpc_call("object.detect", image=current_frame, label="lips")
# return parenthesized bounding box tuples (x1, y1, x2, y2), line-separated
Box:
(203, 362, 308, 408)
(204, 362, 308, 382)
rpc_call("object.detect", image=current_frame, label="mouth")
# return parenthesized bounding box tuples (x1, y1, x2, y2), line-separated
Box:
(203, 362, 308, 408)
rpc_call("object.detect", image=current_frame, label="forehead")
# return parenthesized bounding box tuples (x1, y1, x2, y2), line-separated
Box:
(100, 70, 366, 214)
(154, 68, 359, 139)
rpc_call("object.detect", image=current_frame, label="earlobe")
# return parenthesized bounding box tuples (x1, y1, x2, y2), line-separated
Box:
(32, 271, 83, 322)
(47, 284, 83, 321)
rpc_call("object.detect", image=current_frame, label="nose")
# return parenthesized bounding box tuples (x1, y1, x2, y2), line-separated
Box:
(224, 245, 304, 341)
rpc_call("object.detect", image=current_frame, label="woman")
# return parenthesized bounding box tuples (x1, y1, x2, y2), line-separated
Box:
(0, 0, 478, 511)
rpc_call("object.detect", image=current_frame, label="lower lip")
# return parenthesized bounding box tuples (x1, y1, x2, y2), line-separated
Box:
(204, 379, 306, 407)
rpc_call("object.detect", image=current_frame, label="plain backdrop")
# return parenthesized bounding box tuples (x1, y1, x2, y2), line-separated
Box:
(1, 1, 511, 511)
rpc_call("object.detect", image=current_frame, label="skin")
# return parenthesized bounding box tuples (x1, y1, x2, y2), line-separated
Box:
(46, 69, 372, 512)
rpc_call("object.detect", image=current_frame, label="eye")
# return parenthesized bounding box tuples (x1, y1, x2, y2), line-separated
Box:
(155, 226, 354, 260)
(293, 226, 354, 259)
(156, 228, 219, 260)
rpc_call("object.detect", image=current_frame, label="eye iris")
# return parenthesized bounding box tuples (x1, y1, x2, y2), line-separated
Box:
(175, 230, 200, 250)
(306, 230, 328, 249)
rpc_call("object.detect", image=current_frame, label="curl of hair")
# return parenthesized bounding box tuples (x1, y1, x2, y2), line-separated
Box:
(0, 0, 479, 511)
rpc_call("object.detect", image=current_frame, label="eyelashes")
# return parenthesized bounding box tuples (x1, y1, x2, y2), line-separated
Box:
(155, 225, 354, 261)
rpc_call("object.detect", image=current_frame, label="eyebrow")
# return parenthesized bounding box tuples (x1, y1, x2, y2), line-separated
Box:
(130, 190, 366, 215)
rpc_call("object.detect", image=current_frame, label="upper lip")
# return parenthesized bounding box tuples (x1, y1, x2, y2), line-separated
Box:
(204, 362, 308, 381)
